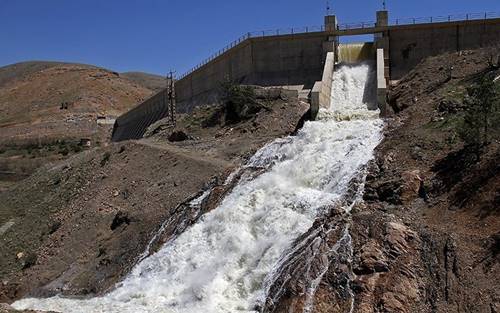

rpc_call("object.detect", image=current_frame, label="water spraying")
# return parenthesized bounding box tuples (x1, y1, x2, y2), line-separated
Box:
(13, 62, 383, 313)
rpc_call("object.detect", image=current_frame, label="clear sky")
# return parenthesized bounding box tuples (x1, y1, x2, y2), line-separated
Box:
(1, 0, 499, 76)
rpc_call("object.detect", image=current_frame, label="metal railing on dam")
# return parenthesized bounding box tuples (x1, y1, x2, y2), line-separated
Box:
(392, 12, 499, 26)
(178, 11, 499, 80)
(337, 11, 500, 29)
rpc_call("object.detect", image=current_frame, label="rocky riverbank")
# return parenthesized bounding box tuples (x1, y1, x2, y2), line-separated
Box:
(261, 47, 499, 313)
(351, 47, 499, 313)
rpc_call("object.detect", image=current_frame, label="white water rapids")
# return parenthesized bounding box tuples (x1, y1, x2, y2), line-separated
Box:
(13, 62, 383, 313)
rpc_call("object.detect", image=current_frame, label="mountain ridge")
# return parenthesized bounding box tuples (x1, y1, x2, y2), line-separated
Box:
(0, 61, 166, 92)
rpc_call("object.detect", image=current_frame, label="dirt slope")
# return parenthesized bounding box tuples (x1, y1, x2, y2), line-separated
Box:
(120, 72, 167, 93)
(0, 62, 161, 187)
(353, 48, 500, 313)
(0, 62, 164, 92)
(0, 61, 98, 88)
(0, 63, 153, 143)
(0, 90, 309, 303)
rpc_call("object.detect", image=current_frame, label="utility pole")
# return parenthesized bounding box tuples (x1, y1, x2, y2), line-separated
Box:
(382, 0, 386, 10)
(167, 70, 176, 126)
(326, 0, 331, 15)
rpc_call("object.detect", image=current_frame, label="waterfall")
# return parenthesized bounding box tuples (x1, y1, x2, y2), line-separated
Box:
(13, 62, 383, 313)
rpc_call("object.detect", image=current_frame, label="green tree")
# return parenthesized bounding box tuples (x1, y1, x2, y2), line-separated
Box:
(459, 73, 500, 150)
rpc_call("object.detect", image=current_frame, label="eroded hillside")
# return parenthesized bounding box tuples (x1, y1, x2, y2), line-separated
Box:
(0, 62, 164, 188)
(0, 63, 153, 143)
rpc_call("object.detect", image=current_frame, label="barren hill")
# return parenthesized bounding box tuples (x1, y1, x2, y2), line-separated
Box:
(0, 61, 160, 186)
(0, 61, 98, 88)
(0, 62, 155, 143)
(0, 61, 166, 92)
(120, 71, 167, 92)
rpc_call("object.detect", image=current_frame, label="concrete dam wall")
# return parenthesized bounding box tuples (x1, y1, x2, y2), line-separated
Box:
(176, 15, 500, 113)
(388, 18, 500, 79)
(111, 89, 172, 142)
(111, 12, 500, 142)
(176, 32, 330, 113)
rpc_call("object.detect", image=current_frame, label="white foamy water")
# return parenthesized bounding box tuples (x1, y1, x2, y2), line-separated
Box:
(13, 62, 383, 313)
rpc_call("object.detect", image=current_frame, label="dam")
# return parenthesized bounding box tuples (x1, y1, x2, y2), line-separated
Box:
(111, 10, 500, 141)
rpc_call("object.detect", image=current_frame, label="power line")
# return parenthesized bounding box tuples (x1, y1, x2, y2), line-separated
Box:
(167, 70, 176, 126)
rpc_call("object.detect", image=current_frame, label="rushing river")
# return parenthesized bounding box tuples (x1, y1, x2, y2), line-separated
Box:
(13, 62, 383, 313)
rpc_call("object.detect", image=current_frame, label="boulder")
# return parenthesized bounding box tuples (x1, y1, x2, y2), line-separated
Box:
(168, 130, 191, 142)
(143, 117, 174, 138)
(354, 240, 389, 275)
(400, 170, 423, 204)
(385, 222, 417, 258)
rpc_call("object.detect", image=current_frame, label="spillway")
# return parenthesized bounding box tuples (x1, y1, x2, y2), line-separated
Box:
(13, 62, 383, 313)
(338, 43, 375, 64)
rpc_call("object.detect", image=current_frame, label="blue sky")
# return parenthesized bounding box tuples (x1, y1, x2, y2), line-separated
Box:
(1, 0, 499, 76)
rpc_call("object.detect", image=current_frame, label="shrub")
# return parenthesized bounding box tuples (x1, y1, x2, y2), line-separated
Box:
(201, 106, 223, 128)
(458, 73, 500, 151)
(220, 80, 260, 124)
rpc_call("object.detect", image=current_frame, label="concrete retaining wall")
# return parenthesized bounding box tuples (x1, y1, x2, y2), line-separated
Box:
(175, 41, 253, 113)
(310, 52, 335, 119)
(388, 18, 500, 79)
(111, 89, 171, 142)
(176, 32, 328, 113)
(376, 48, 387, 116)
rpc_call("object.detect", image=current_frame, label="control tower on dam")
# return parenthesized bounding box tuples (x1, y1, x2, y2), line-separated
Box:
(111, 10, 500, 142)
